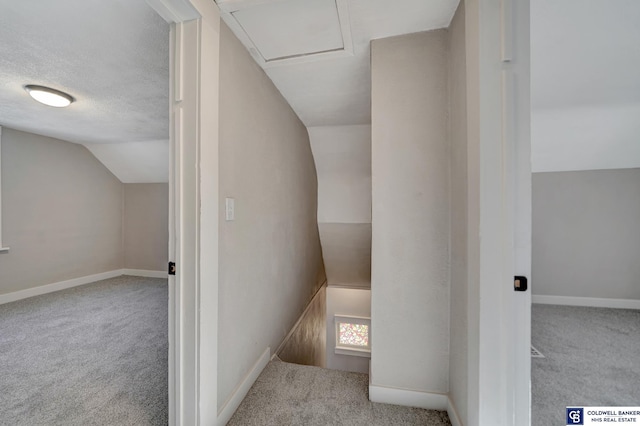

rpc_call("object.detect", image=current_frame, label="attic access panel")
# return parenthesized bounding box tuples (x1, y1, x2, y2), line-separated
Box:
(218, 0, 353, 67)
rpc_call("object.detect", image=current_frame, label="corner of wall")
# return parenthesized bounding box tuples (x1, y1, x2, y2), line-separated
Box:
(447, 395, 464, 426)
(216, 347, 270, 426)
(121, 182, 126, 270)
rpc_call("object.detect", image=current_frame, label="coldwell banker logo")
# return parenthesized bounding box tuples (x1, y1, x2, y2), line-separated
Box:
(567, 407, 584, 425)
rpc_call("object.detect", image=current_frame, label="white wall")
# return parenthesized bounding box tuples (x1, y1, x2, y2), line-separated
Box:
(308, 125, 371, 224)
(533, 168, 640, 300)
(325, 287, 371, 374)
(0, 128, 123, 295)
(308, 125, 372, 287)
(0, 128, 171, 296)
(370, 30, 450, 393)
(317, 223, 371, 288)
(217, 22, 324, 409)
(0, 127, 6, 251)
(531, 0, 640, 174)
(123, 183, 168, 271)
(532, 105, 640, 173)
(448, 1, 468, 422)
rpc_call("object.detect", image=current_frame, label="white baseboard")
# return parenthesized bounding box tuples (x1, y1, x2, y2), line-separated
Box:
(533, 294, 640, 310)
(368, 382, 448, 410)
(0, 269, 168, 305)
(122, 269, 167, 278)
(447, 396, 463, 426)
(0, 270, 123, 305)
(217, 347, 270, 425)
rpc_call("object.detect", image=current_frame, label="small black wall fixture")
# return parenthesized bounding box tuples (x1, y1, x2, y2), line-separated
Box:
(514, 276, 528, 292)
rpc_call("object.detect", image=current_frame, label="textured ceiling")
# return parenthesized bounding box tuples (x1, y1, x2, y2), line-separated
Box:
(218, 0, 460, 127)
(0, 0, 169, 182)
(531, 0, 640, 172)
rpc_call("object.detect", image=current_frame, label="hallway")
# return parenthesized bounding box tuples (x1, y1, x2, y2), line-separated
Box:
(229, 358, 451, 425)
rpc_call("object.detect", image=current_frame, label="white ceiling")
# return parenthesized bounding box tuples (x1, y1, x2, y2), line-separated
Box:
(0, 0, 169, 182)
(531, 0, 640, 172)
(217, 0, 460, 126)
(232, 0, 344, 61)
(85, 141, 169, 184)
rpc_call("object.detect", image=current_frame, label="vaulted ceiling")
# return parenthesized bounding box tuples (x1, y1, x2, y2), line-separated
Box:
(531, 0, 640, 172)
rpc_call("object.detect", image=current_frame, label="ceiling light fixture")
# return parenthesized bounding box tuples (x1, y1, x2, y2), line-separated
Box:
(24, 84, 75, 108)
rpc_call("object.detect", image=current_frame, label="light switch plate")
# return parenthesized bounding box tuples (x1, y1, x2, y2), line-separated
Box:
(225, 198, 235, 221)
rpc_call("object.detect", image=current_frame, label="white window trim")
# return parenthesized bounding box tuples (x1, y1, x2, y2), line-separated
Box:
(0, 126, 9, 253)
(334, 314, 371, 358)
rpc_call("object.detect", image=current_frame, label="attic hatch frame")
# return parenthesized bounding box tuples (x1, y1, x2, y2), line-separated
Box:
(216, 0, 354, 69)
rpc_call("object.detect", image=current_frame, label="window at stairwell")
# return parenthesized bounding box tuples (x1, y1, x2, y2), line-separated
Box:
(335, 315, 371, 356)
(339, 323, 368, 347)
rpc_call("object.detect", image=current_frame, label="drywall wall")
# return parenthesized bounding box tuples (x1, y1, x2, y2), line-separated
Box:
(277, 286, 326, 368)
(371, 30, 450, 393)
(448, 2, 468, 422)
(308, 125, 372, 288)
(123, 183, 168, 271)
(308, 125, 371, 224)
(531, 1, 640, 174)
(325, 287, 371, 374)
(0, 128, 123, 294)
(218, 22, 325, 409)
(0, 127, 6, 251)
(317, 223, 371, 288)
(532, 105, 640, 173)
(533, 168, 640, 299)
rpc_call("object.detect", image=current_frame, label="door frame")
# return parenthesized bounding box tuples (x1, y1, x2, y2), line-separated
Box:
(511, 0, 532, 424)
(466, 0, 531, 425)
(146, 0, 221, 424)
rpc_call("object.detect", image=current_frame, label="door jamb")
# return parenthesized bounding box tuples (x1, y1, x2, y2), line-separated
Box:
(145, 0, 220, 424)
(466, 0, 531, 424)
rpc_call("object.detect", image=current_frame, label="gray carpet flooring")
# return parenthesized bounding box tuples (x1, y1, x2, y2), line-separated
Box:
(229, 359, 452, 425)
(0, 275, 168, 426)
(532, 304, 640, 426)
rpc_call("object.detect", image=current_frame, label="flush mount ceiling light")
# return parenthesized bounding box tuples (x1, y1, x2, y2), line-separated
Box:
(24, 84, 75, 108)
